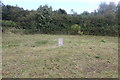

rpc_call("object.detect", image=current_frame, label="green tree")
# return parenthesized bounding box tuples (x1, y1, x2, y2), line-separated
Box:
(57, 8, 67, 14)
(118, 1, 120, 25)
(35, 5, 53, 33)
(17, 11, 37, 33)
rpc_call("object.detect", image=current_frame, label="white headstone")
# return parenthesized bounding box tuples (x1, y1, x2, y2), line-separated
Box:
(58, 38, 63, 46)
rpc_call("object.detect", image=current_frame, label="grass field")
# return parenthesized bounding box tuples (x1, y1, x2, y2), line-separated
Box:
(2, 33, 118, 78)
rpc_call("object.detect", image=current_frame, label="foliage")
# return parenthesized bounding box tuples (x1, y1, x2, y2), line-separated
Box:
(78, 31, 84, 35)
(2, 20, 17, 27)
(57, 8, 67, 14)
(118, 1, 120, 25)
(70, 24, 80, 35)
(17, 11, 37, 31)
(1, 2, 118, 36)
(35, 5, 53, 33)
(2, 5, 27, 22)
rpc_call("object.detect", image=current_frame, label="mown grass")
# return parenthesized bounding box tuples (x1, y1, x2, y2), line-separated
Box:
(2, 33, 118, 78)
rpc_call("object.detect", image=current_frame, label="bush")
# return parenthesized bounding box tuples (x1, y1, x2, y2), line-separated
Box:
(2, 20, 17, 27)
(70, 24, 81, 35)
(78, 31, 84, 35)
(21, 29, 36, 34)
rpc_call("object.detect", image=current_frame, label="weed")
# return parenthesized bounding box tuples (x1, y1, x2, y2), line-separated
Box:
(3, 44, 19, 48)
(94, 56, 100, 59)
(31, 40, 48, 47)
(100, 40, 106, 43)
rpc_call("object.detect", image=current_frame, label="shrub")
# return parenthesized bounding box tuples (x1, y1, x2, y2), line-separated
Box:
(78, 31, 84, 35)
(2, 20, 17, 27)
(70, 24, 81, 35)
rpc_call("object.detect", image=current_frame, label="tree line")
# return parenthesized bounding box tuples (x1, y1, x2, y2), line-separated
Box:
(1, 1, 120, 36)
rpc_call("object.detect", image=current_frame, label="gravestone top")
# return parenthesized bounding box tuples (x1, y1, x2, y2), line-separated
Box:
(58, 38, 63, 46)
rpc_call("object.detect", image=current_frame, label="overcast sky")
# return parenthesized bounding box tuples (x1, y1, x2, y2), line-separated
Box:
(2, 0, 119, 14)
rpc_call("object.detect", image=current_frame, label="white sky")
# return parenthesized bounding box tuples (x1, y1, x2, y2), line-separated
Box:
(2, 0, 119, 14)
